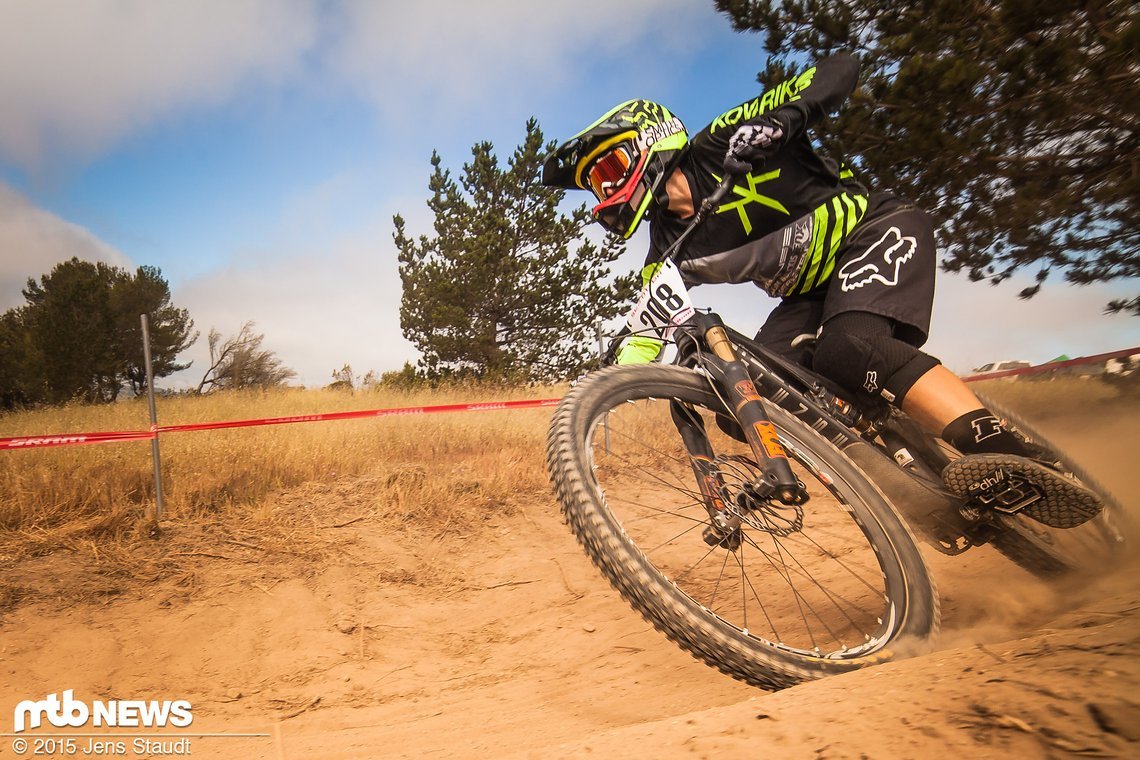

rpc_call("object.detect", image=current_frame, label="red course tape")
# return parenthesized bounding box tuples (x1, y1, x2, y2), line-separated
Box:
(1, 430, 156, 450)
(3, 344, 1136, 452)
(1, 398, 561, 451)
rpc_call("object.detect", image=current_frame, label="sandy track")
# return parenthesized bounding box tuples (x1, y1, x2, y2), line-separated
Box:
(1, 388, 1137, 758)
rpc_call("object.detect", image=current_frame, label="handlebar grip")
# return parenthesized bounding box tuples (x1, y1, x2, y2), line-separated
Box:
(707, 178, 734, 206)
(696, 175, 736, 220)
(660, 173, 740, 263)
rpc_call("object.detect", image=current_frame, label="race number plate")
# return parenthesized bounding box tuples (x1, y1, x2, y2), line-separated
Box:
(626, 261, 695, 342)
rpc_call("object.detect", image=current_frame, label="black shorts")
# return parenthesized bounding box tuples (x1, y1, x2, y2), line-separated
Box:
(756, 195, 936, 362)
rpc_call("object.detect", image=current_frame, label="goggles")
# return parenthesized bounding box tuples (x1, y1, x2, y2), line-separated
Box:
(585, 143, 637, 203)
(591, 149, 650, 236)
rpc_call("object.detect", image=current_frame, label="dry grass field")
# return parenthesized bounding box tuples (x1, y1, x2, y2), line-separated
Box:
(2, 375, 1128, 524)
(0, 384, 562, 568)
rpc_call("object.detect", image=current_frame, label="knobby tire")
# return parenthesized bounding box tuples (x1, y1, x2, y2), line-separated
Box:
(547, 365, 939, 689)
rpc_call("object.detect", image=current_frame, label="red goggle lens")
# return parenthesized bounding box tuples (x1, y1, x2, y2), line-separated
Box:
(586, 145, 635, 201)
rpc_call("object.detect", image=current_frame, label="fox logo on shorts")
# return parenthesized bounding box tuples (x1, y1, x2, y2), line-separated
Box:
(838, 227, 916, 292)
(864, 371, 879, 394)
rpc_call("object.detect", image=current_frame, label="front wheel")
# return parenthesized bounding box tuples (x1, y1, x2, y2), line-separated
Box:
(546, 365, 939, 689)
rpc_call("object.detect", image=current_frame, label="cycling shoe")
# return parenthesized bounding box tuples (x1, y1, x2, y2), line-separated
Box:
(942, 453, 1103, 529)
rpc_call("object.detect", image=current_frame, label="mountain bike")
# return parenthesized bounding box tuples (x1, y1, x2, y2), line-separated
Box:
(545, 179, 1127, 690)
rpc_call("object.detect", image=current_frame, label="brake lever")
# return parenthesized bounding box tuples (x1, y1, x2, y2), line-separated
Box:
(697, 177, 735, 219)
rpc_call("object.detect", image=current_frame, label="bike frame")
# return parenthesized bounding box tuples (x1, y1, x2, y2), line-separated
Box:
(646, 173, 955, 531)
(666, 311, 981, 553)
(599, 173, 1121, 586)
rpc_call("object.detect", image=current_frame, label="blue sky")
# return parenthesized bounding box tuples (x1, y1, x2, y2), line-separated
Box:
(1, 0, 1136, 388)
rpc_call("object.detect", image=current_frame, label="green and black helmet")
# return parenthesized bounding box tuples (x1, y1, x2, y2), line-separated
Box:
(542, 100, 687, 238)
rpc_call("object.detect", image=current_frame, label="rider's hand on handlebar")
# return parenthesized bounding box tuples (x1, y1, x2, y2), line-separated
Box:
(615, 335, 663, 366)
(603, 327, 663, 367)
(723, 117, 785, 175)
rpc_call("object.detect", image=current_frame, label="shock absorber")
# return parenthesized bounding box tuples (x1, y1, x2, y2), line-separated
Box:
(697, 313, 806, 504)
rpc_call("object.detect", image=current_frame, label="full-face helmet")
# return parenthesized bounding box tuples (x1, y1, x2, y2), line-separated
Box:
(542, 100, 687, 238)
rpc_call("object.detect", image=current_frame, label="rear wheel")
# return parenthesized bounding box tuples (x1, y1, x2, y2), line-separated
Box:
(546, 365, 939, 689)
(975, 391, 1128, 576)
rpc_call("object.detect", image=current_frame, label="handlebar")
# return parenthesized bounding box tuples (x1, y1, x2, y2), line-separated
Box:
(700, 175, 736, 216)
(660, 173, 737, 264)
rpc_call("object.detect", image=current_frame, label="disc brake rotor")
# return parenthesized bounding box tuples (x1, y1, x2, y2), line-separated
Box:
(714, 455, 804, 537)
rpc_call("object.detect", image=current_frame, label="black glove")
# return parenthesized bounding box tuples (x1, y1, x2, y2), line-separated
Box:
(723, 116, 785, 175)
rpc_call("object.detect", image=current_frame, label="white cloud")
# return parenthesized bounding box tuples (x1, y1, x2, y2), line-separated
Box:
(0, 0, 711, 175)
(0, 0, 317, 171)
(328, 0, 712, 125)
(0, 179, 419, 389)
(170, 219, 417, 390)
(0, 182, 132, 309)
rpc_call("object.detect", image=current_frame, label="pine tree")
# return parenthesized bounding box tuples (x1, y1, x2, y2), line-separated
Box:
(0, 258, 196, 406)
(394, 119, 635, 381)
(20, 259, 121, 403)
(111, 265, 196, 395)
(716, 0, 1139, 313)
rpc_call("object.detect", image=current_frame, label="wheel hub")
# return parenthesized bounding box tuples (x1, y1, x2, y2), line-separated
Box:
(703, 455, 805, 540)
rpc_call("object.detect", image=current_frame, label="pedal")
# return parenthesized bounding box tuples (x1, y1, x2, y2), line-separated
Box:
(962, 466, 1043, 516)
(927, 525, 975, 556)
(944, 454, 1103, 529)
(916, 506, 998, 556)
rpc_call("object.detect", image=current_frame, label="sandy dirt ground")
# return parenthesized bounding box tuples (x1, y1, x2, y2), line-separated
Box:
(1, 389, 1138, 759)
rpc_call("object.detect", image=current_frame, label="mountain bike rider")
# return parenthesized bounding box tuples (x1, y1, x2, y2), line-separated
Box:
(541, 52, 1102, 529)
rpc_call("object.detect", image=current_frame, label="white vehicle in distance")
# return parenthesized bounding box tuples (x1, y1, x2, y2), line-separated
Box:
(972, 360, 1032, 374)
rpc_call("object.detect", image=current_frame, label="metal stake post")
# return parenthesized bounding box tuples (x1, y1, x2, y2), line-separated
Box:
(141, 314, 165, 527)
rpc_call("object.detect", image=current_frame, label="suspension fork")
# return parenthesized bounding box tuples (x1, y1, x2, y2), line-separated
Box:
(669, 400, 741, 548)
(693, 312, 806, 505)
(670, 402, 729, 512)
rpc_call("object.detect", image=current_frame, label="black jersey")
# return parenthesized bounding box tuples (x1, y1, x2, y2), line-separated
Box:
(648, 54, 871, 297)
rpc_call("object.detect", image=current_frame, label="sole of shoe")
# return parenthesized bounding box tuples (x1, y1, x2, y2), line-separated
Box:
(943, 454, 1103, 529)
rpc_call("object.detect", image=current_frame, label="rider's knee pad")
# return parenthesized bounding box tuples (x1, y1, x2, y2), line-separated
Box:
(812, 330, 939, 406)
